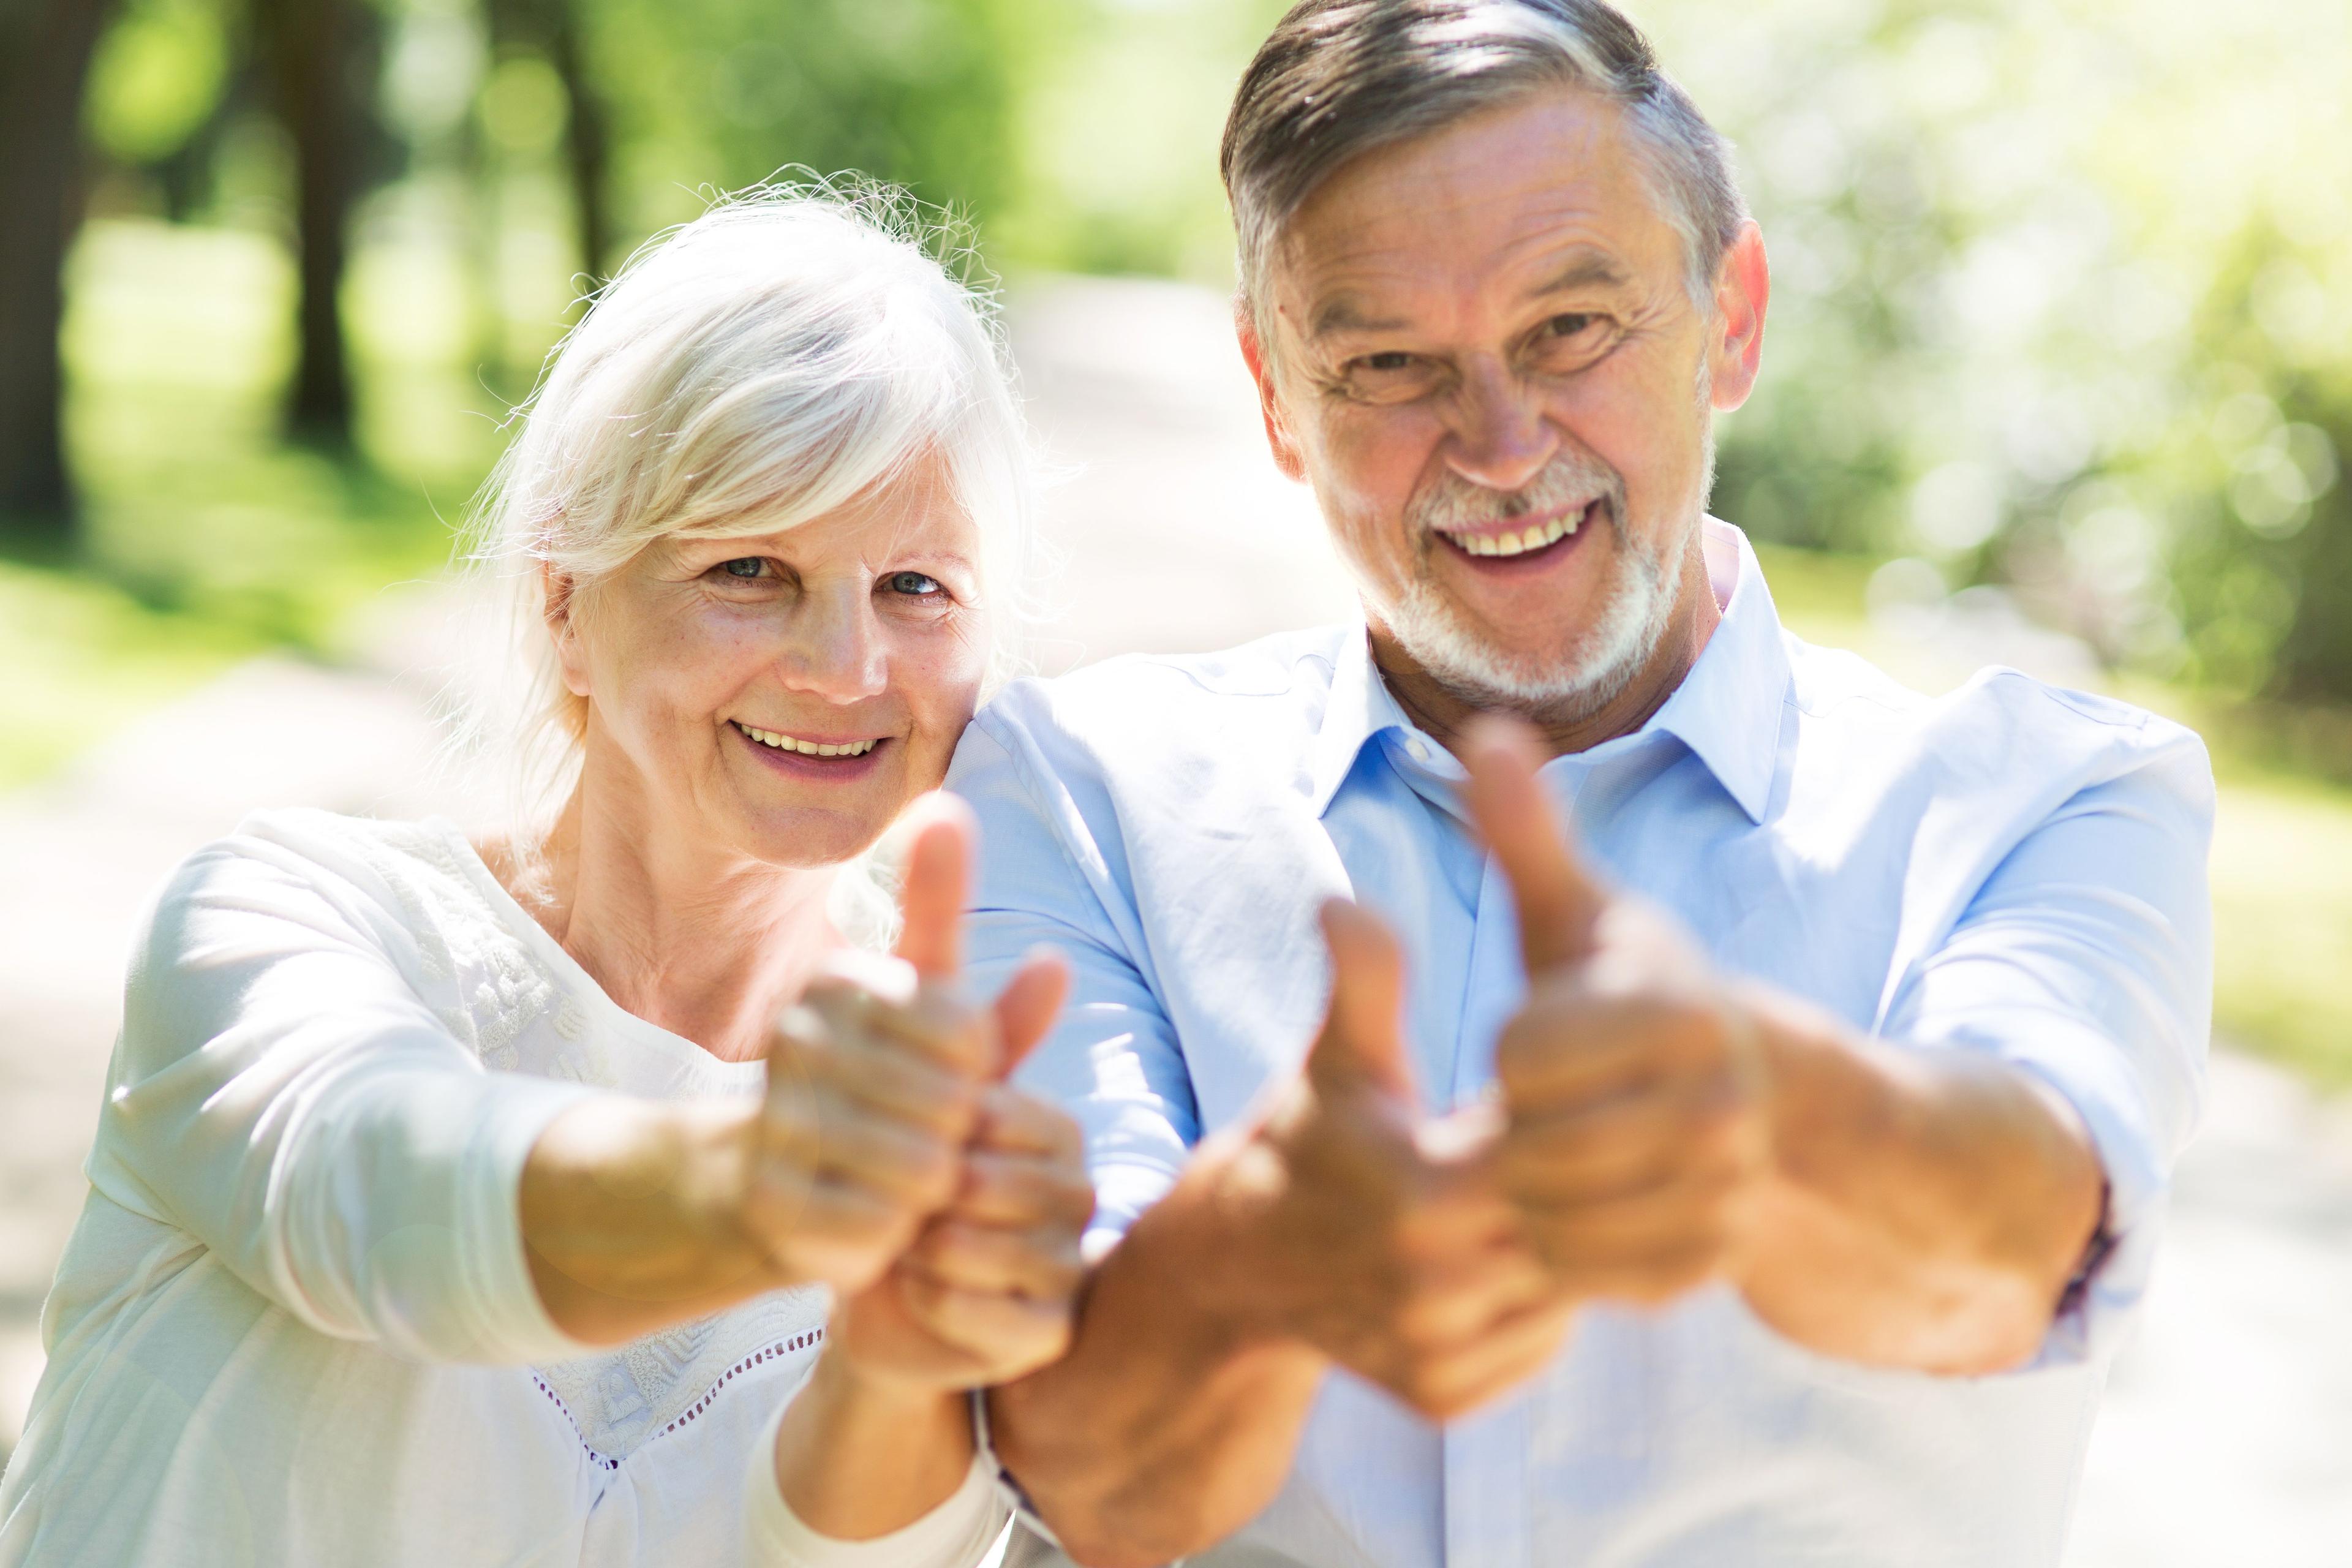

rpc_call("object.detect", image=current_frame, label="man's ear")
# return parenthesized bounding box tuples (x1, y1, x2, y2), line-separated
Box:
(542, 561, 593, 699)
(1706, 222, 1770, 413)
(1235, 300, 1308, 483)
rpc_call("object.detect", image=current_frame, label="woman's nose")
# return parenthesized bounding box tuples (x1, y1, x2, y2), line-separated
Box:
(1444, 358, 1559, 493)
(774, 588, 889, 703)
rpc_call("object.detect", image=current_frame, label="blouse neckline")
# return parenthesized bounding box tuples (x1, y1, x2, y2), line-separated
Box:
(420, 816, 770, 1093)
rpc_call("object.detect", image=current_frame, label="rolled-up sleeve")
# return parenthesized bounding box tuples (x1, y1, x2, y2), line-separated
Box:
(949, 710, 1200, 1256)
(1882, 725, 2214, 1363)
(92, 831, 598, 1365)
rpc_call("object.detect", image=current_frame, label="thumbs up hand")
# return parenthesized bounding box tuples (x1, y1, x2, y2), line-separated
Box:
(828, 945, 1097, 1392)
(1208, 899, 1568, 1421)
(1463, 720, 1771, 1308)
(749, 796, 1093, 1392)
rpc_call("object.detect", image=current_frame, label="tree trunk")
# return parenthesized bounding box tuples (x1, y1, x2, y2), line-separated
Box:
(547, 0, 614, 283)
(487, 0, 616, 285)
(0, 0, 117, 538)
(254, 0, 361, 445)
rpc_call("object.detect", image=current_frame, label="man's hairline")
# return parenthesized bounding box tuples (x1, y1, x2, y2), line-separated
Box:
(1237, 81, 1729, 372)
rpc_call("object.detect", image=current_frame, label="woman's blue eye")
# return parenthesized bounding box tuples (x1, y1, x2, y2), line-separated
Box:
(888, 571, 943, 597)
(720, 557, 765, 578)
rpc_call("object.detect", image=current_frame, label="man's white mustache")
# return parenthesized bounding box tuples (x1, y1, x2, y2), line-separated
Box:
(1408, 461, 1624, 544)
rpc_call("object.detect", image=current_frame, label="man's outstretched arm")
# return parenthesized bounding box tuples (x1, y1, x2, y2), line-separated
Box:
(1461, 720, 2201, 1376)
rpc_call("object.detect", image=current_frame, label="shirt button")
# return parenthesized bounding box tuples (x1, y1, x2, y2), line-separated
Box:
(1408, 738, 1433, 763)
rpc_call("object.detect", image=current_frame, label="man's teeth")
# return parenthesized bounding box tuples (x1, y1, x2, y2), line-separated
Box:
(737, 725, 879, 758)
(1447, 507, 1584, 557)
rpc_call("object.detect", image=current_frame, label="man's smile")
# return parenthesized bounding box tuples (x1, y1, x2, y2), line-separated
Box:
(1429, 498, 1596, 559)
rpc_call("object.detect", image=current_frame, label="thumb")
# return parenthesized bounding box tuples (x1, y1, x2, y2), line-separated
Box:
(1310, 899, 1418, 1106)
(1460, 717, 1607, 974)
(989, 948, 1071, 1080)
(892, 794, 976, 981)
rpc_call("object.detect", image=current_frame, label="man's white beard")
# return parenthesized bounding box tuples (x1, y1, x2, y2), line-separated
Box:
(1379, 446, 1698, 725)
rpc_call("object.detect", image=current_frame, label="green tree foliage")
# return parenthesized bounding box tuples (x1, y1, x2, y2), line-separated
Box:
(48, 0, 2352, 703)
(1635, 0, 2351, 700)
(579, 0, 1075, 245)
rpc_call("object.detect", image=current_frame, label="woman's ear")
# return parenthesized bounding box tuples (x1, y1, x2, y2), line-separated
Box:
(542, 562, 593, 699)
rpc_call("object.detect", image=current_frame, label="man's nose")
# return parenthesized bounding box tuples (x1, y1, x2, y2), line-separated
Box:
(1444, 360, 1559, 494)
(775, 586, 889, 703)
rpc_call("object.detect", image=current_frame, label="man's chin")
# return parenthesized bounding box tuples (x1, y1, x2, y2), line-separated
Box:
(1382, 586, 1667, 723)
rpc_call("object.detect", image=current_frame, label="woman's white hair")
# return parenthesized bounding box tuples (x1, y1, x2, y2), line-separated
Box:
(450, 176, 1036, 947)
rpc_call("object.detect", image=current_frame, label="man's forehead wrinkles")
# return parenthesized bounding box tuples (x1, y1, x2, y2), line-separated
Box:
(1294, 228, 1637, 342)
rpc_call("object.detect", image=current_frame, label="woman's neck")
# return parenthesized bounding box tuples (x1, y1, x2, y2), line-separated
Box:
(495, 786, 844, 1065)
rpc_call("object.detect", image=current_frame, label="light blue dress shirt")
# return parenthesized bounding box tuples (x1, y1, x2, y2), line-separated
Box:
(951, 522, 2213, 1568)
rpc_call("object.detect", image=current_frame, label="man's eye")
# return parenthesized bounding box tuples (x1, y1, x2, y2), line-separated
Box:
(886, 571, 943, 598)
(1339, 350, 1440, 403)
(718, 557, 767, 579)
(1547, 313, 1598, 338)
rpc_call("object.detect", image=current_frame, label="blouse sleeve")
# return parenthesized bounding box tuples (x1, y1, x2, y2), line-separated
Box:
(741, 1398, 1011, 1568)
(88, 820, 600, 1365)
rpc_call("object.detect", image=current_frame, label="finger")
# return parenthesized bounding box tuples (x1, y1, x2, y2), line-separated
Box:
(1516, 1165, 1740, 1259)
(1491, 984, 1676, 1110)
(1389, 1240, 1556, 1351)
(819, 1042, 982, 1141)
(952, 1148, 1098, 1229)
(895, 1272, 1074, 1377)
(1398, 1295, 1578, 1421)
(1499, 1088, 1736, 1200)
(968, 1083, 1085, 1159)
(1310, 898, 1417, 1104)
(787, 1098, 963, 1210)
(741, 1180, 910, 1292)
(908, 1218, 1084, 1300)
(802, 973, 992, 1077)
(1548, 1239, 1723, 1308)
(893, 794, 976, 980)
(990, 949, 1071, 1079)
(1460, 717, 1607, 973)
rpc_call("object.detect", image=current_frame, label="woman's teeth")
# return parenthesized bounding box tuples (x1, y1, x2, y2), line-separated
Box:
(736, 724, 879, 758)
(1446, 507, 1584, 557)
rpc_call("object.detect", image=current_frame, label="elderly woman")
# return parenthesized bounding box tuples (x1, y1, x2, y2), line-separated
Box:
(0, 188, 1089, 1567)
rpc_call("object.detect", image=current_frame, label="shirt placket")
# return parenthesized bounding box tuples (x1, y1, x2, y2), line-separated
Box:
(1441, 763, 1594, 1566)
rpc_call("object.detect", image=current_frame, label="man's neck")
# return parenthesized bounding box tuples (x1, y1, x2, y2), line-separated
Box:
(497, 768, 842, 1064)
(1371, 541, 1723, 763)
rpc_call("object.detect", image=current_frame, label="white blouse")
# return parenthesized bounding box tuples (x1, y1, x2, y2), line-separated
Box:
(0, 809, 1008, 1567)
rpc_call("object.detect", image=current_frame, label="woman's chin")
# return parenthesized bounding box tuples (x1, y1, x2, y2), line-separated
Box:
(736, 802, 895, 870)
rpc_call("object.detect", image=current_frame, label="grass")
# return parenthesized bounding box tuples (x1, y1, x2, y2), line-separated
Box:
(0, 218, 516, 790)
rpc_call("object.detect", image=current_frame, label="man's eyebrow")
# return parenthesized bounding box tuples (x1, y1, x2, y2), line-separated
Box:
(1308, 294, 1411, 341)
(1526, 251, 1633, 298)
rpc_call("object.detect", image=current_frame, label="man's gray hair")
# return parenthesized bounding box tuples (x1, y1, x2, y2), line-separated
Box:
(1221, 0, 1746, 323)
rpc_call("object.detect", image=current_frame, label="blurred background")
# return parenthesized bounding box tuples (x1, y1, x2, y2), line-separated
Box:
(2, 0, 2348, 1561)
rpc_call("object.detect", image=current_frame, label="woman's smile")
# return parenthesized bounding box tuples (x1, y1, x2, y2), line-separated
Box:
(730, 718, 892, 782)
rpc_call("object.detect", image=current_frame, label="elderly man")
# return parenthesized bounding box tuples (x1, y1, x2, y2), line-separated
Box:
(952, 1, 2211, 1564)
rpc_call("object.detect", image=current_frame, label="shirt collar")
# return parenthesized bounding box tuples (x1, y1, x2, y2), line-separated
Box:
(1303, 518, 1790, 824)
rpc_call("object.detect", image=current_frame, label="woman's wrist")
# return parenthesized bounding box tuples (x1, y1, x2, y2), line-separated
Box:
(773, 1342, 975, 1540)
(519, 1095, 778, 1344)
